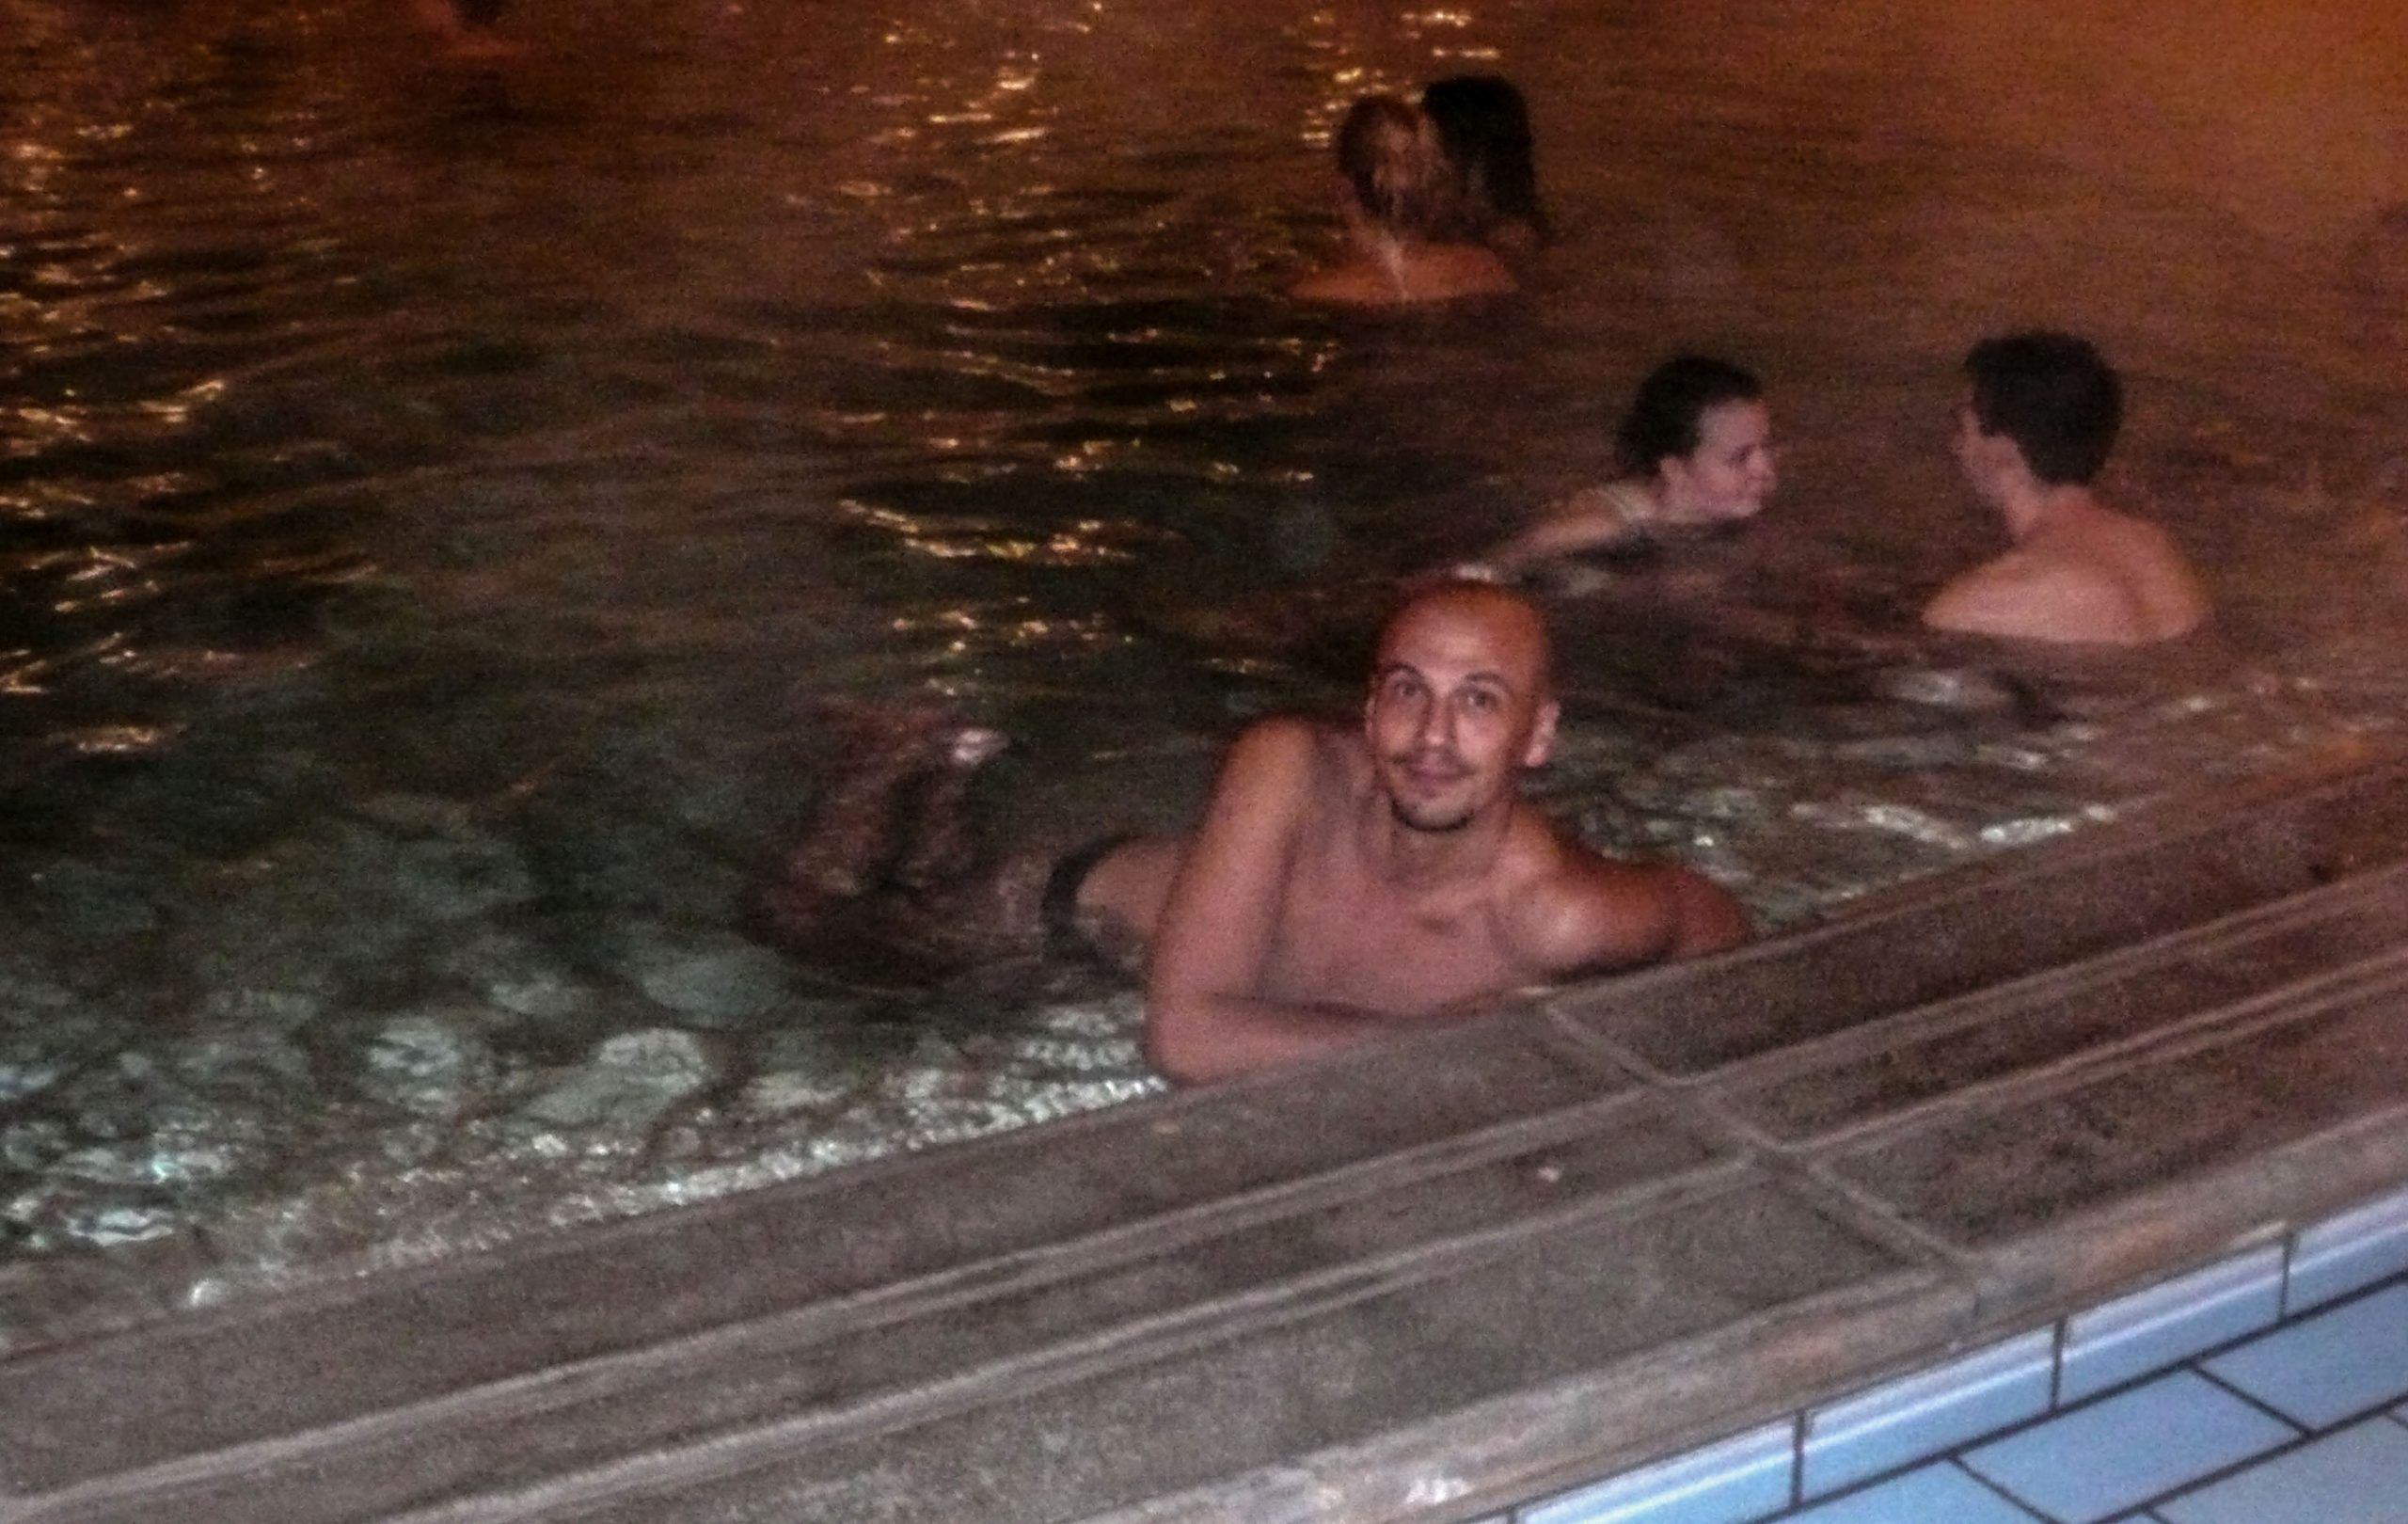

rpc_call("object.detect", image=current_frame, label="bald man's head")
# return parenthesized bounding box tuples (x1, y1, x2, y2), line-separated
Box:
(1372, 579, 1556, 700)
(1363, 579, 1560, 833)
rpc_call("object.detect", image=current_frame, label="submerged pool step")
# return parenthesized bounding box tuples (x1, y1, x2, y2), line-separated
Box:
(1698, 856, 2408, 1145)
(5, 1087, 1770, 1524)
(1818, 954, 2408, 1260)
(1555, 751, 2408, 1075)
(9, 755, 2408, 1524)
(0, 1017, 1642, 1496)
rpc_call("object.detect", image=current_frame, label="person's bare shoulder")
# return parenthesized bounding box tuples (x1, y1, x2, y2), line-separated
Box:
(2099, 513, 2210, 639)
(1923, 548, 2107, 641)
(1290, 247, 1517, 306)
(1290, 261, 1384, 305)
(1496, 818, 1745, 976)
(1218, 711, 1338, 786)
(1212, 713, 1369, 828)
(1925, 541, 2202, 645)
(1425, 244, 1518, 300)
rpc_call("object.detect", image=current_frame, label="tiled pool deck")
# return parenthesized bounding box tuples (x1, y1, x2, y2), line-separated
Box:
(1504, 1185, 2408, 1524)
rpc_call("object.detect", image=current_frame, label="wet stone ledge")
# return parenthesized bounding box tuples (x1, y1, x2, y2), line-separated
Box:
(5, 754, 2408, 1524)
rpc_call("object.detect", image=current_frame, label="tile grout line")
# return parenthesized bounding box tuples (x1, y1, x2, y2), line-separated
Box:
(2119, 1420, 2335, 1520)
(2048, 1312, 2067, 1411)
(2102, 1341, 2408, 1521)
(2125, 1387, 2408, 1517)
(2186, 1358, 2314, 1434)
(1948, 1453, 2062, 1523)
(2276, 1222, 2299, 1321)
(1786, 1410, 1806, 1514)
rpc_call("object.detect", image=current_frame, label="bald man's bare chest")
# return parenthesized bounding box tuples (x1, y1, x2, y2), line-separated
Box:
(1258, 836, 1525, 1017)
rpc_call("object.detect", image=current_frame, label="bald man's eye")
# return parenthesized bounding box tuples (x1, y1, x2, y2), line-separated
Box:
(1462, 688, 1503, 714)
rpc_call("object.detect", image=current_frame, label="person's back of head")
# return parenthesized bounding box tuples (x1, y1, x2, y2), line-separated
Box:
(1614, 355, 1764, 476)
(1964, 331, 2122, 485)
(1421, 74, 1546, 240)
(1335, 95, 1458, 240)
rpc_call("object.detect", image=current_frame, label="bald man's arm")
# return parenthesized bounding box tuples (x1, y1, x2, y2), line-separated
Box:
(1511, 848, 1749, 978)
(1141, 720, 1386, 1085)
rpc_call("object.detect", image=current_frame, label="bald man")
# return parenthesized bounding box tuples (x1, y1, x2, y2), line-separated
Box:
(763, 581, 1746, 1085)
(1062, 580, 1748, 1082)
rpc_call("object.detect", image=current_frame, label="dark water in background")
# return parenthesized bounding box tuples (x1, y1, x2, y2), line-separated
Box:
(0, 0, 2400, 1345)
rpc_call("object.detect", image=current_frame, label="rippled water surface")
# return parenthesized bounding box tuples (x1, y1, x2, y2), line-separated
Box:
(1, 0, 2402, 1345)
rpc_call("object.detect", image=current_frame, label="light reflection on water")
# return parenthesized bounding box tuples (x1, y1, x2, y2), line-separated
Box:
(0, 0, 2401, 1346)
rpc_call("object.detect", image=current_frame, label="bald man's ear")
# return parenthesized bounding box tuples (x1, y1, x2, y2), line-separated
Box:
(1522, 699, 1560, 769)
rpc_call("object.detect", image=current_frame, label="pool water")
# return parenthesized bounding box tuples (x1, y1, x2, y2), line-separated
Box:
(1, 0, 2401, 1348)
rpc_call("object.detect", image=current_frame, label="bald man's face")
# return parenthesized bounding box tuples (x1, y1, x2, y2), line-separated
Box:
(1363, 589, 1559, 834)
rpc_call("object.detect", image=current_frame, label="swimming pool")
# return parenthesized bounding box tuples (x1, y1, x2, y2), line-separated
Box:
(1, 0, 2401, 1349)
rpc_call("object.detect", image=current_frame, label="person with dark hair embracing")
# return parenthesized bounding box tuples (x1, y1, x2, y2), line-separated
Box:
(760, 580, 1747, 1084)
(1291, 95, 1518, 307)
(1422, 74, 1550, 255)
(1924, 331, 2208, 644)
(1475, 354, 1779, 577)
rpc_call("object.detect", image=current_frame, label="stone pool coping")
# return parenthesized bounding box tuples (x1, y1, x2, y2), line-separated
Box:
(5, 752, 2408, 1523)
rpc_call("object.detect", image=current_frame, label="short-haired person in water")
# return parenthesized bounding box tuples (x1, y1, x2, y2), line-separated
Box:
(1923, 332, 2208, 645)
(761, 580, 1747, 1085)
(1422, 74, 1550, 256)
(1477, 355, 1779, 577)
(1291, 95, 1517, 307)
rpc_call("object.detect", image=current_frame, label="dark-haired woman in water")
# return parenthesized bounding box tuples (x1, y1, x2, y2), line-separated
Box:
(1291, 95, 1516, 307)
(1480, 355, 1778, 576)
(1422, 74, 1550, 256)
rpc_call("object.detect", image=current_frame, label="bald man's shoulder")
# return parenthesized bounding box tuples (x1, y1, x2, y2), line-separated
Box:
(1499, 819, 1750, 973)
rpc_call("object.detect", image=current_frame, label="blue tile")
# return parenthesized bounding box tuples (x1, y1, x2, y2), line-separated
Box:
(1799, 1330, 2053, 1499)
(1961, 1371, 2295, 1524)
(2204, 1283, 2408, 1428)
(2289, 1187, 2408, 1314)
(2157, 1418, 2408, 1524)
(1519, 1421, 1794, 1524)
(2059, 1246, 2284, 1403)
(1782, 1463, 2041, 1524)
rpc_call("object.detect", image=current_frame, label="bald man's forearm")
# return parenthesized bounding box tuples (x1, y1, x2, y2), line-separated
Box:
(1141, 992, 1384, 1086)
(1666, 867, 1751, 957)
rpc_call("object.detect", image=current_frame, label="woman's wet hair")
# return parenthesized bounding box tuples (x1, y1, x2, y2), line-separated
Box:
(1614, 355, 1764, 475)
(1334, 95, 1458, 238)
(1963, 331, 2121, 485)
(1421, 74, 1547, 241)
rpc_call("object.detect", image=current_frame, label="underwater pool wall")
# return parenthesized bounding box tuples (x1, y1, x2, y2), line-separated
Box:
(6, 753, 2408, 1524)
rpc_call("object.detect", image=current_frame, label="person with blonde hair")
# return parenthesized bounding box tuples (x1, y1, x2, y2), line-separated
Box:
(1291, 95, 1516, 307)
